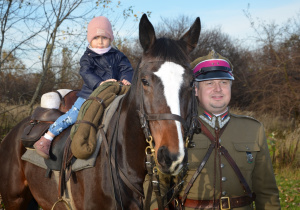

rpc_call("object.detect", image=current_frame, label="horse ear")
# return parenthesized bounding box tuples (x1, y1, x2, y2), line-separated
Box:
(139, 14, 156, 52)
(180, 17, 201, 54)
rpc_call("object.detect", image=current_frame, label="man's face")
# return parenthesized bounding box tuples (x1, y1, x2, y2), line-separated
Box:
(195, 79, 231, 115)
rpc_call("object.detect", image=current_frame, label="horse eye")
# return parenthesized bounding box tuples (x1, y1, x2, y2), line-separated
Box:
(141, 78, 149, 86)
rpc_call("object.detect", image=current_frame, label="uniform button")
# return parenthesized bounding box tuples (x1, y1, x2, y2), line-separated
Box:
(220, 163, 225, 168)
(222, 191, 227, 196)
(222, 177, 227, 182)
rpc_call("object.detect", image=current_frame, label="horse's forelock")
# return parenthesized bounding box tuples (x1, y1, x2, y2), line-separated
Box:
(149, 38, 190, 64)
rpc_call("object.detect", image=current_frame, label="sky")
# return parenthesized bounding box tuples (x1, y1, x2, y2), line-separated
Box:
(119, 0, 300, 46)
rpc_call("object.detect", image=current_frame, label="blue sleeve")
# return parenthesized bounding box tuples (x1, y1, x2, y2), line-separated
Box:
(79, 54, 102, 90)
(117, 52, 134, 82)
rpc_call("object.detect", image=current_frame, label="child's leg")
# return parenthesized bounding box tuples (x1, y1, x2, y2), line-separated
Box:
(48, 97, 85, 136)
(34, 97, 86, 159)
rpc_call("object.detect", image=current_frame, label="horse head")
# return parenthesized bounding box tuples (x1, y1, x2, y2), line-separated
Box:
(136, 14, 201, 175)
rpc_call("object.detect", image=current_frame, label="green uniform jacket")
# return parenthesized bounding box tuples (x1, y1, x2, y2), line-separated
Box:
(179, 107, 280, 209)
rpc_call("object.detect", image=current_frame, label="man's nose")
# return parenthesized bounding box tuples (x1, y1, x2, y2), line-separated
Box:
(214, 83, 222, 91)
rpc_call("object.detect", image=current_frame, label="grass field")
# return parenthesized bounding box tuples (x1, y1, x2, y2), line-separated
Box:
(276, 167, 300, 209)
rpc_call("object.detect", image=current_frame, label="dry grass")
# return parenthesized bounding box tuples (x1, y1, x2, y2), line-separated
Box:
(0, 103, 38, 142)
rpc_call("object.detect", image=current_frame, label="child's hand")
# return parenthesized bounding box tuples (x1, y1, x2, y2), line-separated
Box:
(99, 79, 117, 86)
(121, 79, 131, 86)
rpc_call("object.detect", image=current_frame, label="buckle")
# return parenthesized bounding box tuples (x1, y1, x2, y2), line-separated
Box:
(220, 197, 230, 210)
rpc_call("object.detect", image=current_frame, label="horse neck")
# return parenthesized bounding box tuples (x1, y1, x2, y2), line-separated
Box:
(114, 94, 147, 201)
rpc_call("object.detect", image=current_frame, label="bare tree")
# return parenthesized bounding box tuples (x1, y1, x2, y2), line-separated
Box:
(0, 0, 44, 71)
(28, 0, 84, 110)
(243, 7, 300, 123)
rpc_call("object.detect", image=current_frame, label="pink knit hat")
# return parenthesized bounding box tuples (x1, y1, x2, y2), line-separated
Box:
(87, 16, 114, 43)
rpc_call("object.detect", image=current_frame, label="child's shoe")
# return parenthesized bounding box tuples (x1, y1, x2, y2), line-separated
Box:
(33, 136, 51, 159)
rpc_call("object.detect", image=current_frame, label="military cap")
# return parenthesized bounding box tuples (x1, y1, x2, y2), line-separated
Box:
(191, 50, 234, 81)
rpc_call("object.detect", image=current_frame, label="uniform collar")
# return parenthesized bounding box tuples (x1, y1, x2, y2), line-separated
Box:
(198, 106, 230, 129)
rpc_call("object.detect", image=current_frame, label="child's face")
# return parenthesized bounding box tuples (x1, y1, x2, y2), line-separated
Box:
(90, 36, 111, 48)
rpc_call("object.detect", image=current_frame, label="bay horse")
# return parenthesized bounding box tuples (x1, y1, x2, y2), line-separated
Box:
(0, 14, 200, 209)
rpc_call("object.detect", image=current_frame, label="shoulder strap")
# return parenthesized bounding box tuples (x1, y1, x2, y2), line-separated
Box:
(181, 121, 227, 204)
(200, 121, 253, 197)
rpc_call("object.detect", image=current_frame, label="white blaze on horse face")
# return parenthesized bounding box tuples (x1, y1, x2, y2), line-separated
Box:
(154, 61, 185, 173)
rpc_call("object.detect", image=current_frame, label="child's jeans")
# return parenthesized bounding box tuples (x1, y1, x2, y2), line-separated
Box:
(49, 97, 86, 136)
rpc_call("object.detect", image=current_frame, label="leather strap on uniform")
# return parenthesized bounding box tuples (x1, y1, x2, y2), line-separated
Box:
(219, 146, 253, 197)
(181, 121, 227, 205)
(199, 121, 253, 198)
(181, 143, 214, 204)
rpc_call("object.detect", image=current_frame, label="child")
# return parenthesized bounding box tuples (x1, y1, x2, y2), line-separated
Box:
(34, 16, 133, 159)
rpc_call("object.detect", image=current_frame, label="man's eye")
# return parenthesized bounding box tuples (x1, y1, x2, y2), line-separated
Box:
(222, 81, 229, 85)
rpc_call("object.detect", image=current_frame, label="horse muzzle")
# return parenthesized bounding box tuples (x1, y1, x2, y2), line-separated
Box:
(156, 145, 186, 175)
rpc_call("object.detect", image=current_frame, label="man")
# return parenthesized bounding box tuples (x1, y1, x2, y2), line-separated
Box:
(178, 50, 281, 209)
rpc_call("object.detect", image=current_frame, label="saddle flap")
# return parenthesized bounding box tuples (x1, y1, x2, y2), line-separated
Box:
(21, 107, 64, 148)
(21, 121, 51, 148)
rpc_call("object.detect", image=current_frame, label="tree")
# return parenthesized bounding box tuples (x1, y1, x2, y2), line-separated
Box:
(1, 0, 145, 108)
(0, 0, 44, 71)
(243, 8, 300, 122)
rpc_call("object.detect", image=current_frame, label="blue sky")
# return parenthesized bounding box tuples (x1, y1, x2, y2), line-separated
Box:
(119, 0, 300, 45)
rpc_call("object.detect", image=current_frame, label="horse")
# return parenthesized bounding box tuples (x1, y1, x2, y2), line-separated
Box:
(0, 14, 200, 209)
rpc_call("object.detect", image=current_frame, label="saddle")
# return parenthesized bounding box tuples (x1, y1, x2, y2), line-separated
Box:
(21, 90, 78, 148)
(21, 107, 63, 148)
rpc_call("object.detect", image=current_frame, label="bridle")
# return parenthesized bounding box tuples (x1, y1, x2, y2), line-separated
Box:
(104, 61, 199, 210)
(136, 61, 199, 209)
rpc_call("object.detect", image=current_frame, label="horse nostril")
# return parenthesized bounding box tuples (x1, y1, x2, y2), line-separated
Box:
(157, 146, 174, 168)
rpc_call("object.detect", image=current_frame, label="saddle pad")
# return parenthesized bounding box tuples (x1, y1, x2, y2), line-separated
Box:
(21, 95, 125, 172)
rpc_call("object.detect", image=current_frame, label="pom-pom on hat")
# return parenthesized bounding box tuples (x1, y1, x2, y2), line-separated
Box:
(191, 50, 234, 82)
(87, 16, 114, 43)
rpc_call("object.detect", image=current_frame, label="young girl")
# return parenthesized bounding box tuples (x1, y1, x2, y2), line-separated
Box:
(34, 16, 133, 159)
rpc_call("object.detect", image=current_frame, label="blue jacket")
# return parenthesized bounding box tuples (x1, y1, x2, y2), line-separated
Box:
(77, 47, 134, 99)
